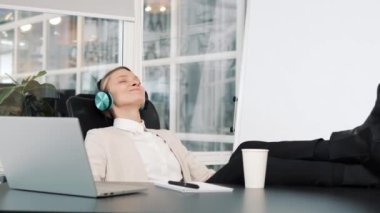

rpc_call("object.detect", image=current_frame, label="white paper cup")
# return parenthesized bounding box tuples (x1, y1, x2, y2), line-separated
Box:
(242, 149, 269, 188)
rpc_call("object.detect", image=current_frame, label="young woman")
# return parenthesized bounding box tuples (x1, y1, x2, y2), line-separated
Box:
(85, 66, 215, 182)
(85, 66, 380, 187)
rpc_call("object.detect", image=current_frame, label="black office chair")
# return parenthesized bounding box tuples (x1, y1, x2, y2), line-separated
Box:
(66, 92, 160, 138)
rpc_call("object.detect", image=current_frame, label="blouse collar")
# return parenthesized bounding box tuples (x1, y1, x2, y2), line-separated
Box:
(113, 118, 146, 134)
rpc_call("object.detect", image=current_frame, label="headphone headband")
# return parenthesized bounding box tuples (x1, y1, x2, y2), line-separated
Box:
(96, 80, 102, 90)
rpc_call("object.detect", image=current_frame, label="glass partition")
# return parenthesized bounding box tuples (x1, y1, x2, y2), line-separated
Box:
(0, 1, 242, 161)
(83, 18, 119, 66)
(177, 59, 235, 135)
(179, 0, 237, 56)
(142, 0, 241, 156)
(143, 0, 170, 60)
(0, 11, 122, 90)
(17, 22, 43, 73)
(143, 65, 170, 129)
(0, 29, 14, 76)
(18, 11, 42, 19)
(0, 9, 14, 24)
(182, 140, 233, 152)
(80, 68, 110, 94)
(47, 16, 77, 70)
(46, 73, 76, 90)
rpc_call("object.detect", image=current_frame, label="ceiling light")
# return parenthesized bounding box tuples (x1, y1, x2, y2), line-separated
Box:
(20, 24, 32, 33)
(145, 6, 152, 12)
(160, 6, 166, 12)
(49, 17, 62, 25)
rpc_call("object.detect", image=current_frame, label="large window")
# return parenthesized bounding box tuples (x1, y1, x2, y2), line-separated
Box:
(83, 18, 119, 66)
(0, 9, 14, 25)
(0, 1, 243, 166)
(17, 22, 43, 73)
(0, 9, 120, 91)
(0, 29, 13, 77)
(142, 0, 242, 162)
(179, 0, 237, 56)
(47, 16, 77, 70)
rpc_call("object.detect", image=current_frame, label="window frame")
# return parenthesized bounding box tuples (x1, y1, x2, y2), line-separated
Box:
(142, 0, 246, 151)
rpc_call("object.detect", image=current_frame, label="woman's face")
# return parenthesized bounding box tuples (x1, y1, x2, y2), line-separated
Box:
(106, 69, 145, 109)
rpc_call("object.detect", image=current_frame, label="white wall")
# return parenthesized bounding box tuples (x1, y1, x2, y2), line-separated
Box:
(234, 0, 380, 148)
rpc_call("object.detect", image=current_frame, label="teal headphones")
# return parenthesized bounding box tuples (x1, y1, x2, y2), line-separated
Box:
(94, 67, 146, 112)
(94, 79, 113, 112)
(95, 89, 147, 112)
(95, 90, 113, 111)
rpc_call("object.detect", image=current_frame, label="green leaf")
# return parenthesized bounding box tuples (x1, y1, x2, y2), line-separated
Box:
(23, 79, 41, 94)
(22, 71, 47, 91)
(19, 70, 45, 84)
(0, 86, 17, 104)
(1, 71, 57, 116)
(30, 70, 47, 81)
(28, 83, 57, 99)
(21, 78, 29, 85)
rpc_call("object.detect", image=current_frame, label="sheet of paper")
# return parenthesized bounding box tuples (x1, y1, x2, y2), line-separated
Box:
(154, 181, 233, 193)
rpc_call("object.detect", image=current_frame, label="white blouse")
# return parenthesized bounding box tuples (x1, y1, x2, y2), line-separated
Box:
(113, 118, 183, 181)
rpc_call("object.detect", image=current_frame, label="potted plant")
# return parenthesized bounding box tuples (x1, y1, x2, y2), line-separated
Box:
(0, 71, 58, 116)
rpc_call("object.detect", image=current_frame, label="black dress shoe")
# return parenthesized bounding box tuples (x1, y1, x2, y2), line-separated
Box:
(329, 127, 372, 164)
(330, 83, 380, 141)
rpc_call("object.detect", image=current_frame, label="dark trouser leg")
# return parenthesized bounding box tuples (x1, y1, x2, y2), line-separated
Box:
(233, 127, 372, 164)
(265, 157, 344, 186)
(206, 152, 245, 185)
(231, 139, 323, 161)
(328, 127, 372, 164)
(207, 154, 379, 187)
(365, 137, 380, 176)
(207, 154, 344, 186)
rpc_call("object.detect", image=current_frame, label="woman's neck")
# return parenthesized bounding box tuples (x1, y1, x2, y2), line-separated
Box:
(113, 108, 142, 122)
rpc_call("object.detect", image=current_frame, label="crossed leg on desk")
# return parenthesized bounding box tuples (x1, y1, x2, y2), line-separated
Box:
(206, 140, 379, 187)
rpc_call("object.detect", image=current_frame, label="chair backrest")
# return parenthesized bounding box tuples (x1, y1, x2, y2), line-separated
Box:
(66, 92, 160, 138)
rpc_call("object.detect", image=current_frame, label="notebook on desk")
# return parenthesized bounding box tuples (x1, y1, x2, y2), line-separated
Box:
(0, 116, 147, 198)
(154, 181, 233, 193)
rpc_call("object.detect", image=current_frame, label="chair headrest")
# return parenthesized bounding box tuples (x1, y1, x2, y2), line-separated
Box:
(66, 92, 161, 138)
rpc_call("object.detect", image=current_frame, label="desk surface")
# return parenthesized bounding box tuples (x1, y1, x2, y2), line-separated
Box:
(0, 183, 379, 213)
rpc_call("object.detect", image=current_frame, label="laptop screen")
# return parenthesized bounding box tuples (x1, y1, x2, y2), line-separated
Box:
(0, 117, 98, 197)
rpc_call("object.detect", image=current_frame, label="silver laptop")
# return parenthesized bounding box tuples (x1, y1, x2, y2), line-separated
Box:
(0, 116, 147, 198)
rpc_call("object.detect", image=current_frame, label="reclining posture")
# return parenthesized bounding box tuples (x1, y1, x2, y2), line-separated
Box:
(85, 66, 380, 187)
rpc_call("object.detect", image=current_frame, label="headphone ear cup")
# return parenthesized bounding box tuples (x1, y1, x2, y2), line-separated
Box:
(95, 91, 113, 111)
